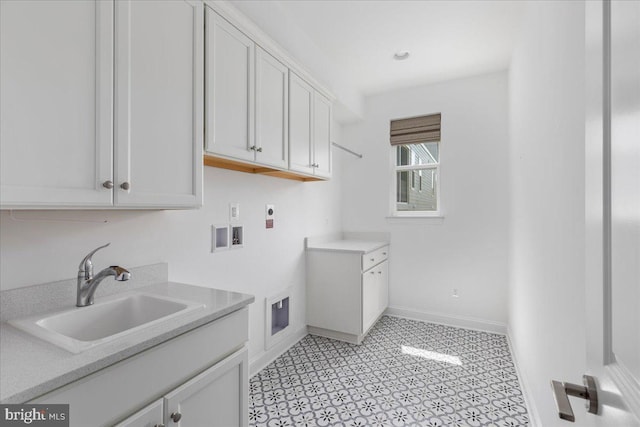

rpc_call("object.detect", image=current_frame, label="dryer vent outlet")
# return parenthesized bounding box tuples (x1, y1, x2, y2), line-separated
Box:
(265, 288, 293, 350)
(271, 297, 289, 335)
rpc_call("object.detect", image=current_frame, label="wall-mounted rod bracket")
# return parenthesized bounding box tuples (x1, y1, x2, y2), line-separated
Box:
(331, 141, 363, 159)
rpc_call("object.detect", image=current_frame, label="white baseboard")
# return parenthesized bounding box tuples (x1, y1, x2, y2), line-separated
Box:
(249, 325, 308, 377)
(507, 326, 541, 427)
(385, 306, 508, 334)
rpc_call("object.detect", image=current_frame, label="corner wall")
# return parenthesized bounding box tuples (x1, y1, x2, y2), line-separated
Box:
(341, 71, 510, 329)
(508, 1, 587, 425)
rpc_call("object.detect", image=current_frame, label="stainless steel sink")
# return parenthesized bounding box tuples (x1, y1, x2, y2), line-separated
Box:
(9, 293, 204, 353)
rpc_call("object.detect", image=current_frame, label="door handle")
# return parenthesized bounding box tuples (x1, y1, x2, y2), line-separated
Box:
(551, 374, 598, 422)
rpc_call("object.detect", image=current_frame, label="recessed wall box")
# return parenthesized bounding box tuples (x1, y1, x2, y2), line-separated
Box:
(231, 225, 244, 249)
(211, 225, 229, 252)
(265, 287, 293, 350)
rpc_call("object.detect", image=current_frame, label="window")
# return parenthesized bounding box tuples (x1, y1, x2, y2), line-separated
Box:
(390, 113, 441, 214)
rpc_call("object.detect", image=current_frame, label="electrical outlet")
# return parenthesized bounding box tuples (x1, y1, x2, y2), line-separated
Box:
(265, 204, 275, 229)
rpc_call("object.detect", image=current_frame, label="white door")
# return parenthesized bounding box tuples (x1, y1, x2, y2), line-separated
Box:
(115, 0, 203, 208)
(580, 1, 640, 425)
(289, 72, 314, 175)
(163, 348, 248, 427)
(205, 9, 255, 162)
(0, 0, 113, 207)
(255, 47, 288, 169)
(313, 92, 332, 178)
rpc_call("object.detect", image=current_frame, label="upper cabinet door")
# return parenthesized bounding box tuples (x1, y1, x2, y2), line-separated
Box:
(255, 47, 288, 169)
(288, 72, 314, 175)
(313, 92, 332, 178)
(0, 0, 113, 207)
(115, 0, 203, 208)
(206, 9, 255, 162)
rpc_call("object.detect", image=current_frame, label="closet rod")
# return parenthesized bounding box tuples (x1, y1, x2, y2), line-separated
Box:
(331, 142, 363, 159)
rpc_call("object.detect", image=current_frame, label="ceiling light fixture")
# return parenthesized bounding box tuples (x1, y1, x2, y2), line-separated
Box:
(393, 51, 410, 61)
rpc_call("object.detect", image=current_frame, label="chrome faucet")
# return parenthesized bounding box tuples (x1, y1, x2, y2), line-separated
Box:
(77, 243, 131, 307)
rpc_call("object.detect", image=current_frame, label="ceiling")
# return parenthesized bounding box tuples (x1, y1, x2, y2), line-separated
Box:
(237, 0, 525, 97)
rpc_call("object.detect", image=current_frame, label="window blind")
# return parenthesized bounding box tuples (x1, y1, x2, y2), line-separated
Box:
(390, 113, 441, 146)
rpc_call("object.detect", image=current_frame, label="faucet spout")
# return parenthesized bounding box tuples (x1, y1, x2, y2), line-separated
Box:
(77, 266, 131, 307)
(76, 244, 131, 307)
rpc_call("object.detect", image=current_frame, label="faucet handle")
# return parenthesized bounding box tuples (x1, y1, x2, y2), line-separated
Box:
(79, 243, 110, 276)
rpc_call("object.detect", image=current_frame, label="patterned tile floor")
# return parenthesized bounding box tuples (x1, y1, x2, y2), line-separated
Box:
(249, 316, 529, 427)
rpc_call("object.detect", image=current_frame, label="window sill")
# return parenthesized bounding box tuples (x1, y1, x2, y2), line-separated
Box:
(385, 215, 445, 225)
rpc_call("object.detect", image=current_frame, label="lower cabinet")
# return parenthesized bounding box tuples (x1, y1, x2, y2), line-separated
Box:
(307, 245, 389, 344)
(116, 348, 248, 427)
(362, 260, 389, 334)
(31, 308, 249, 427)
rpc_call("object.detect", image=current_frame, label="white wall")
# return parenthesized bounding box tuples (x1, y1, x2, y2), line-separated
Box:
(341, 71, 510, 329)
(226, 0, 363, 122)
(0, 136, 343, 368)
(508, 1, 587, 425)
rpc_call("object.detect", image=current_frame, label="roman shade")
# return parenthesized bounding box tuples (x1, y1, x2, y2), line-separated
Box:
(390, 113, 441, 146)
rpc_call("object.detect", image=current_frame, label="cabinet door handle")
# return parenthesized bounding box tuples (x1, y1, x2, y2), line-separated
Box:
(370, 258, 375, 262)
(154, 424, 165, 427)
(382, 252, 387, 256)
(102, 180, 114, 189)
(256, 147, 263, 152)
(120, 182, 130, 191)
(370, 271, 375, 275)
(170, 412, 182, 423)
(378, 271, 382, 274)
(249, 145, 256, 151)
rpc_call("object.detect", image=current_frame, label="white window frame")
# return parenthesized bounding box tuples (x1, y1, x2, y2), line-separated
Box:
(390, 143, 441, 218)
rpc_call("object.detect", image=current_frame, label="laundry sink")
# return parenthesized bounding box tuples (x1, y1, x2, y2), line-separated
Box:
(9, 292, 205, 353)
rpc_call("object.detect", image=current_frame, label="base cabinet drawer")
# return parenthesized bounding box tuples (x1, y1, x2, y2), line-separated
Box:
(362, 245, 389, 271)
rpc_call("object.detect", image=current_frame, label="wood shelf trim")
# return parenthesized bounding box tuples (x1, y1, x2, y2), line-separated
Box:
(203, 155, 324, 182)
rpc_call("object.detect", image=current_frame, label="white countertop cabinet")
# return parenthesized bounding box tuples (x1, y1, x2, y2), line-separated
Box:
(0, 0, 203, 209)
(306, 240, 389, 344)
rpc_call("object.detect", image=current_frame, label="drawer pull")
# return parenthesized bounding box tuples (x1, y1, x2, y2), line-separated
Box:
(382, 252, 387, 256)
(370, 271, 375, 275)
(378, 271, 382, 274)
(370, 258, 375, 262)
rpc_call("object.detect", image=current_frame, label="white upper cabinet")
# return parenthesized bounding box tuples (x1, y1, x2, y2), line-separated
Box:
(289, 73, 315, 175)
(115, 0, 203, 208)
(289, 72, 332, 177)
(0, 0, 114, 207)
(206, 10, 255, 162)
(0, 0, 203, 209)
(204, 5, 332, 180)
(255, 47, 288, 169)
(313, 92, 332, 178)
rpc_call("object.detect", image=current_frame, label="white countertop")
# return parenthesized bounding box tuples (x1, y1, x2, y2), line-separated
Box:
(0, 282, 254, 404)
(306, 239, 388, 254)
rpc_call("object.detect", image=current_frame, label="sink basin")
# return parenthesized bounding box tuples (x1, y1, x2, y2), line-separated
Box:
(9, 292, 205, 353)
